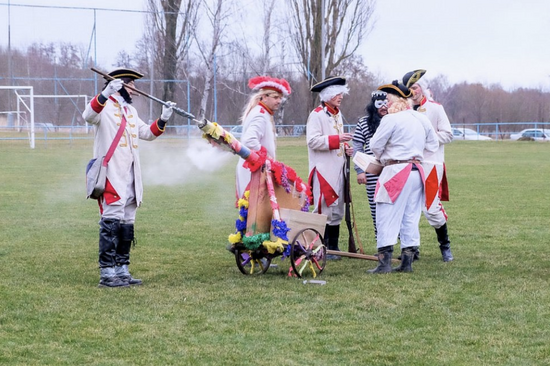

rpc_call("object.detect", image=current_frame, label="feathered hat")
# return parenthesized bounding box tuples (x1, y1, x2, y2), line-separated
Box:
(248, 76, 291, 96)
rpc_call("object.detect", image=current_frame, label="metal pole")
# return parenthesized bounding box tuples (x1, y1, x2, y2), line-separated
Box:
(320, 0, 326, 81)
(149, 51, 154, 121)
(93, 9, 98, 94)
(7, 0, 12, 110)
(214, 53, 217, 122)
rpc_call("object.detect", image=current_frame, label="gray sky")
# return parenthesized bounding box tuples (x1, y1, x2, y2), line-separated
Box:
(1, 0, 549, 91)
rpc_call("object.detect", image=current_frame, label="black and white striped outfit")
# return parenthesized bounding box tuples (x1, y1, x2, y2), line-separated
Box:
(352, 116, 379, 239)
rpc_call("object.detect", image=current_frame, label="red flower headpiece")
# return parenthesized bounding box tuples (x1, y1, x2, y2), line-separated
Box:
(248, 76, 292, 97)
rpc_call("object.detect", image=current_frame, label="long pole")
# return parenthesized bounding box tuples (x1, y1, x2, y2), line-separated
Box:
(90, 67, 195, 119)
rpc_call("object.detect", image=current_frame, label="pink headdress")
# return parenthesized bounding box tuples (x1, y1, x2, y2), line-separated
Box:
(248, 76, 292, 97)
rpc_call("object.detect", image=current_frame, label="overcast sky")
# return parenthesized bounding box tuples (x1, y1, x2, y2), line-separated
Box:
(1, 0, 549, 91)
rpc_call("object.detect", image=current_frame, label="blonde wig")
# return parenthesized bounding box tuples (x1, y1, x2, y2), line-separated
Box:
(387, 93, 412, 114)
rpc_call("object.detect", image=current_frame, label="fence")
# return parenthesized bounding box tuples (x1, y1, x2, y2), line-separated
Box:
(3, 122, 550, 147)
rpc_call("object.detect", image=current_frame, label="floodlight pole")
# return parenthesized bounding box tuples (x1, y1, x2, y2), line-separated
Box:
(320, 0, 326, 81)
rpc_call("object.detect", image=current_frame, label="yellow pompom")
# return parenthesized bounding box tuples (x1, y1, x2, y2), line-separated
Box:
(228, 232, 242, 244)
(262, 238, 287, 254)
(237, 198, 249, 209)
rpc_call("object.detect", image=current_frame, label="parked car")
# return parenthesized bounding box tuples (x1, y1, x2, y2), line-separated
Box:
(229, 125, 242, 138)
(452, 128, 492, 141)
(510, 128, 550, 141)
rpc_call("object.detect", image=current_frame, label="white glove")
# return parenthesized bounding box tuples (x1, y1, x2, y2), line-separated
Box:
(101, 79, 124, 98)
(161, 101, 176, 121)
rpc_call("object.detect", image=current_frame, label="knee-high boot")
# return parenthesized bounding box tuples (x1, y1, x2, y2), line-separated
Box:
(367, 245, 393, 274)
(435, 223, 454, 262)
(324, 224, 341, 260)
(115, 223, 142, 285)
(98, 219, 128, 288)
(392, 246, 416, 273)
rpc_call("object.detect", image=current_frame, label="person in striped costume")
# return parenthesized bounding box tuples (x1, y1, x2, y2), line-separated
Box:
(352, 90, 389, 243)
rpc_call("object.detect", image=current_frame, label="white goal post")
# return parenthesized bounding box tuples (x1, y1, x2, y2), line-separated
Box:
(0, 87, 90, 149)
(0, 86, 35, 148)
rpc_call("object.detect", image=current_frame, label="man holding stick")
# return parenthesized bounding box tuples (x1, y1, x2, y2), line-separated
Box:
(83, 68, 175, 287)
(307, 76, 354, 260)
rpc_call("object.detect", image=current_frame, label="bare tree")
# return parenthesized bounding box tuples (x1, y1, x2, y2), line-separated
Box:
(194, 0, 234, 121)
(146, 0, 199, 105)
(287, 0, 377, 110)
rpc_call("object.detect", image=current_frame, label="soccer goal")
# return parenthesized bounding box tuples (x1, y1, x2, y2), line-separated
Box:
(0, 86, 35, 148)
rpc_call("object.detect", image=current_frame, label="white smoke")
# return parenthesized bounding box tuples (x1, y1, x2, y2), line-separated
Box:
(140, 138, 235, 186)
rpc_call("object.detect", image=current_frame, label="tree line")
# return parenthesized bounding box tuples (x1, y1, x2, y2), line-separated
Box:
(1, 0, 549, 134)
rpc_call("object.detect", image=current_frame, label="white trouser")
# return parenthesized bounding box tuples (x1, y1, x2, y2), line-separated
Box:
(311, 175, 345, 226)
(100, 172, 138, 225)
(376, 171, 423, 249)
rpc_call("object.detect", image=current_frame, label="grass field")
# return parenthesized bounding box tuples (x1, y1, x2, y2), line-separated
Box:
(1, 137, 550, 365)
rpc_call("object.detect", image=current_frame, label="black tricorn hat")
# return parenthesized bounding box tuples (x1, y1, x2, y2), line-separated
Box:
(377, 80, 412, 98)
(402, 69, 426, 88)
(310, 76, 346, 92)
(105, 68, 144, 81)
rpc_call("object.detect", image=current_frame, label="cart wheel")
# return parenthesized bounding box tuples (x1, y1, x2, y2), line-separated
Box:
(235, 248, 271, 275)
(290, 228, 326, 278)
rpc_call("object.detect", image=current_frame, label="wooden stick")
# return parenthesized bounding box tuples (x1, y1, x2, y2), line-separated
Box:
(326, 250, 400, 263)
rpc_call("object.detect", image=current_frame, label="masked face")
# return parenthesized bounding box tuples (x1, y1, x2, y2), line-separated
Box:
(375, 99, 389, 116)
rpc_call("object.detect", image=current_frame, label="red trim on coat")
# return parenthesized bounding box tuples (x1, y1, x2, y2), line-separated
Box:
(150, 119, 165, 136)
(425, 166, 439, 209)
(314, 106, 323, 113)
(324, 103, 339, 115)
(308, 168, 338, 207)
(440, 164, 449, 201)
(328, 135, 340, 150)
(90, 94, 107, 113)
(103, 179, 121, 205)
(258, 101, 274, 115)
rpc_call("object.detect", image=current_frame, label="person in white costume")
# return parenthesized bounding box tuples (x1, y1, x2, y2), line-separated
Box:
(367, 81, 438, 274)
(403, 69, 454, 262)
(83, 68, 175, 287)
(235, 76, 292, 199)
(306, 76, 354, 260)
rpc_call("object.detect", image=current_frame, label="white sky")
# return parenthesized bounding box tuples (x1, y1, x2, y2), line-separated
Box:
(1, 0, 549, 91)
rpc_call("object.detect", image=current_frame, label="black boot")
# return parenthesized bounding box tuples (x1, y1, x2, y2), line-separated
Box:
(324, 224, 341, 261)
(98, 219, 127, 287)
(398, 247, 420, 261)
(99, 218, 119, 268)
(393, 246, 416, 273)
(116, 223, 142, 285)
(435, 223, 454, 262)
(367, 246, 393, 274)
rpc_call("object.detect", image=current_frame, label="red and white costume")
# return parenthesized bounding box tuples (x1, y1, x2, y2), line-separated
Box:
(370, 109, 438, 249)
(416, 97, 453, 228)
(83, 94, 164, 221)
(235, 101, 277, 198)
(307, 104, 346, 225)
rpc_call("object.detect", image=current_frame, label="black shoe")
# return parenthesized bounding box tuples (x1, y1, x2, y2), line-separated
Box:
(98, 276, 129, 288)
(441, 247, 454, 262)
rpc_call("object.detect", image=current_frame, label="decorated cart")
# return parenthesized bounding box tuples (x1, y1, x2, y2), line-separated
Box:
(198, 119, 330, 278)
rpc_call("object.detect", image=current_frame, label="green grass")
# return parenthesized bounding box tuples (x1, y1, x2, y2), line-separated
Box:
(1, 137, 550, 365)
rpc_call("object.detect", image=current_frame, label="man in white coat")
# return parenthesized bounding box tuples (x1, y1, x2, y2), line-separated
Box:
(367, 81, 439, 274)
(83, 68, 175, 287)
(307, 76, 354, 260)
(403, 69, 454, 262)
(235, 76, 291, 199)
